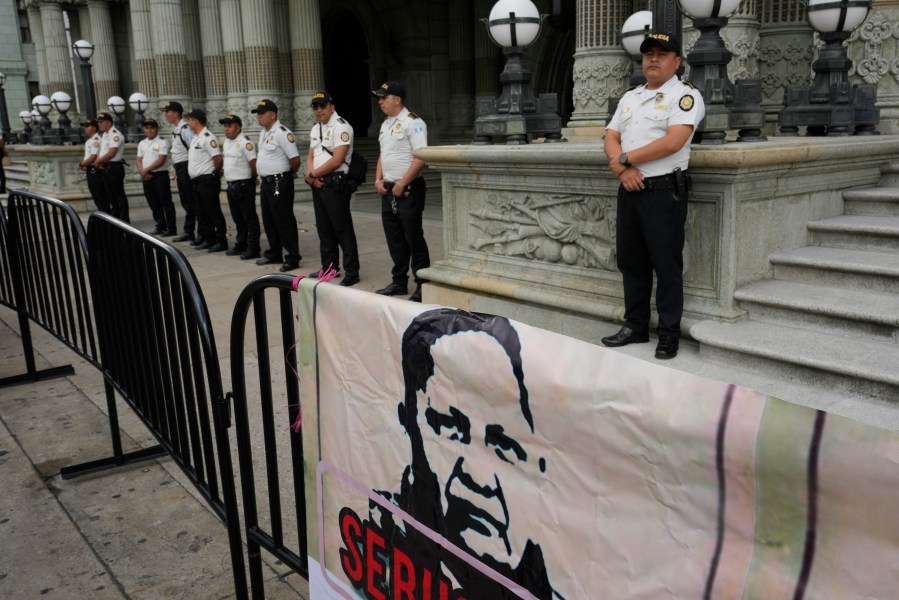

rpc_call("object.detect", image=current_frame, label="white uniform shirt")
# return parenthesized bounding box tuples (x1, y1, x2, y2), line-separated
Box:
(378, 107, 427, 182)
(187, 127, 222, 178)
(256, 121, 299, 176)
(99, 127, 126, 162)
(309, 112, 353, 174)
(223, 133, 257, 182)
(170, 118, 194, 165)
(137, 136, 170, 173)
(84, 133, 101, 162)
(607, 75, 705, 177)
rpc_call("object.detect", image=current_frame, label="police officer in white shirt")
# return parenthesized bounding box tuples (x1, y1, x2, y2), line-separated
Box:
(93, 111, 130, 223)
(304, 91, 360, 286)
(136, 118, 177, 236)
(372, 81, 430, 302)
(602, 33, 705, 360)
(78, 118, 106, 213)
(252, 98, 302, 272)
(186, 108, 227, 252)
(164, 101, 198, 243)
(219, 114, 261, 260)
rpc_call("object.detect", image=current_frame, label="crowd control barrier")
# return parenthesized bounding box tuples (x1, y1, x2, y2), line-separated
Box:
(229, 273, 308, 597)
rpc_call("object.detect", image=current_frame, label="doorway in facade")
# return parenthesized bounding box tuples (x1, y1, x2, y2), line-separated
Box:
(323, 9, 372, 138)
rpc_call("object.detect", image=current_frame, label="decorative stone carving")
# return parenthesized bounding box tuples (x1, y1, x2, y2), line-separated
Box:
(758, 37, 815, 101)
(570, 50, 631, 123)
(33, 162, 58, 187)
(469, 191, 617, 271)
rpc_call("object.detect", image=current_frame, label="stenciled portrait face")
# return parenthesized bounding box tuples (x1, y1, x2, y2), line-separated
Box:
(413, 330, 546, 571)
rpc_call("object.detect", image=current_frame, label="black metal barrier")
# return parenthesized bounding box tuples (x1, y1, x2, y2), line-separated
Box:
(229, 274, 308, 597)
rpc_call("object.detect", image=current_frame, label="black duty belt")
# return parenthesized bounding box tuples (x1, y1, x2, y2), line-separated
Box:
(192, 173, 217, 182)
(150, 171, 167, 177)
(260, 171, 291, 183)
(641, 172, 681, 192)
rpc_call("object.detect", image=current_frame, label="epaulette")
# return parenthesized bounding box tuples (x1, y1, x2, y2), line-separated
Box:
(337, 117, 346, 124)
(682, 80, 696, 89)
(203, 131, 210, 136)
(279, 125, 287, 131)
(626, 84, 639, 92)
(408, 112, 419, 119)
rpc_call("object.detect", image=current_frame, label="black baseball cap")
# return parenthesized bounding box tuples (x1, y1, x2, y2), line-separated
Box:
(371, 81, 405, 99)
(640, 33, 681, 57)
(80, 118, 98, 128)
(251, 99, 278, 114)
(96, 112, 114, 122)
(163, 100, 184, 113)
(219, 114, 242, 126)
(142, 118, 160, 128)
(310, 91, 333, 106)
(186, 107, 207, 124)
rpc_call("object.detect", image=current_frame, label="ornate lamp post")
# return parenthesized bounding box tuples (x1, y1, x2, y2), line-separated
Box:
(679, 0, 766, 143)
(107, 95, 127, 131)
(0, 72, 11, 142)
(19, 110, 33, 144)
(29, 109, 41, 144)
(51, 91, 79, 144)
(778, 0, 876, 136)
(127, 92, 149, 143)
(31, 95, 53, 145)
(473, 0, 563, 144)
(72, 40, 97, 119)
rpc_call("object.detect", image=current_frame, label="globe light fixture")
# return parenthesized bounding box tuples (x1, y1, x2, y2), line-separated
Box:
(678, 0, 766, 143)
(51, 91, 79, 144)
(779, 0, 877, 136)
(31, 95, 53, 145)
(19, 109, 33, 144)
(0, 71, 10, 142)
(73, 40, 97, 119)
(107, 95, 127, 130)
(621, 11, 652, 87)
(127, 92, 150, 142)
(473, 0, 563, 144)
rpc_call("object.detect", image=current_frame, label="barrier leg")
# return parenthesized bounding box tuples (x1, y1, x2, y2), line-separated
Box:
(0, 311, 74, 388)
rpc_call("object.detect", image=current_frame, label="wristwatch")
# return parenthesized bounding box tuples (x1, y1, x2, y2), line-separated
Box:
(619, 153, 632, 168)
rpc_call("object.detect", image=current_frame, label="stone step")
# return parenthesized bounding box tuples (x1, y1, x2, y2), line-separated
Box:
(770, 246, 899, 294)
(735, 279, 899, 343)
(691, 319, 899, 402)
(878, 162, 899, 187)
(808, 215, 899, 252)
(843, 186, 899, 216)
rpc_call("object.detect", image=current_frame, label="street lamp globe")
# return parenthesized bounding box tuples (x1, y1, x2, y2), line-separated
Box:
(31, 109, 41, 121)
(488, 0, 541, 48)
(72, 39, 95, 61)
(50, 91, 72, 113)
(107, 96, 126, 115)
(19, 110, 32, 125)
(621, 11, 653, 58)
(806, 0, 871, 33)
(128, 92, 149, 113)
(32, 95, 52, 116)
(678, 0, 741, 19)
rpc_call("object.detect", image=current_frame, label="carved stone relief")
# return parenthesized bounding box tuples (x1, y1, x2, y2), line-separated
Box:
(33, 161, 58, 187)
(570, 50, 631, 123)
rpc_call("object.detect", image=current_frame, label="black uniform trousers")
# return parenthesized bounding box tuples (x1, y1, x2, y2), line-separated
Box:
(173, 161, 198, 237)
(143, 172, 176, 232)
(0, 160, 5, 194)
(191, 174, 226, 245)
(259, 174, 301, 264)
(381, 176, 429, 285)
(86, 166, 107, 212)
(101, 161, 129, 223)
(311, 176, 360, 276)
(616, 185, 688, 339)
(225, 179, 261, 253)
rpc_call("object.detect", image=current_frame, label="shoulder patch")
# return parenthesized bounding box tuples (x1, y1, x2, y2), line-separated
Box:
(210, 139, 218, 148)
(113, 135, 120, 142)
(407, 112, 419, 119)
(679, 94, 695, 112)
(246, 142, 254, 151)
(287, 133, 295, 143)
(340, 132, 349, 142)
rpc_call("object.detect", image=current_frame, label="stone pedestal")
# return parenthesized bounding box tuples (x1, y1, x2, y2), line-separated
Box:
(415, 136, 899, 345)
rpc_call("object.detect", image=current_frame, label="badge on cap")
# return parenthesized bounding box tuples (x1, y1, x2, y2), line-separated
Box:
(679, 95, 694, 111)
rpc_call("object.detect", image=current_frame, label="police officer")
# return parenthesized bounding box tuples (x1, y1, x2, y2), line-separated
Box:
(252, 99, 302, 272)
(164, 101, 198, 243)
(93, 111, 130, 223)
(304, 91, 360, 286)
(219, 114, 261, 260)
(601, 33, 705, 360)
(136, 118, 176, 236)
(372, 81, 429, 303)
(78, 118, 106, 212)
(186, 108, 228, 252)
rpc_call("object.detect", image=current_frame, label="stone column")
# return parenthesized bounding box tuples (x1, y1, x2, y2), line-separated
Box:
(130, 0, 159, 100)
(758, 1, 814, 122)
(40, 2, 76, 99)
(149, 0, 190, 104)
(241, 0, 280, 118)
(182, 0, 206, 104)
(26, 4, 49, 96)
(87, 0, 121, 106)
(567, 0, 632, 137)
(289, 0, 324, 136)
(219, 0, 247, 116)
(448, 0, 475, 137)
(847, 3, 899, 133)
(77, 5, 91, 40)
(273, 0, 294, 112)
(198, 0, 227, 119)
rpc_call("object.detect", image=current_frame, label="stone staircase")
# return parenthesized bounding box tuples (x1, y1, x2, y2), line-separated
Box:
(692, 162, 899, 403)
